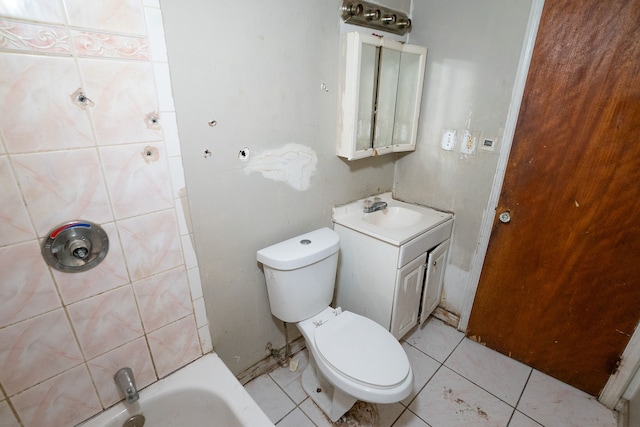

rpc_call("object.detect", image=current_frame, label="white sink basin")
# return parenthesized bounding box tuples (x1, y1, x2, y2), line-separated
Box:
(333, 193, 452, 246)
(362, 206, 425, 229)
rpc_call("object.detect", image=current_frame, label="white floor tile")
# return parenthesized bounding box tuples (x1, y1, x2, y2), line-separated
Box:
(517, 370, 617, 427)
(508, 410, 543, 427)
(276, 407, 316, 427)
(283, 376, 308, 405)
(404, 317, 464, 363)
(377, 402, 405, 426)
(445, 338, 531, 406)
(299, 398, 333, 427)
(392, 409, 430, 426)
(269, 350, 308, 388)
(401, 342, 441, 405)
(409, 366, 514, 427)
(245, 317, 620, 427)
(244, 375, 295, 424)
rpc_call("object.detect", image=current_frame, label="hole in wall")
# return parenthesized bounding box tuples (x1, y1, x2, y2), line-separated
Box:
(145, 111, 161, 130)
(141, 146, 159, 163)
(238, 147, 250, 161)
(70, 88, 94, 108)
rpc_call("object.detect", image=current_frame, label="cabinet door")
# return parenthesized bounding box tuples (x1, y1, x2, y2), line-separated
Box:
(390, 254, 427, 339)
(337, 32, 427, 160)
(419, 239, 450, 324)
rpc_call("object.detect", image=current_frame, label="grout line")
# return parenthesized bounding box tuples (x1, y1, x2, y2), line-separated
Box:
(510, 368, 539, 426)
(514, 368, 533, 409)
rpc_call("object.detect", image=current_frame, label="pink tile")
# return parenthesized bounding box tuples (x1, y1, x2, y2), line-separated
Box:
(78, 59, 161, 146)
(0, 157, 35, 246)
(148, 315, 201, 378)
(87, 338, 156, 407)
(53, 222, 130, 304)
(0, 0, 66, 24)
(67, 286, 144, 359)
(72, 30, 150, 60)
(134, 267, 192, 332)
(0, 241, 61, 328)
(12, 149, 113, 237)
(0, 309, 84, 395)
(65, 0, 147, 35)
(0, 55, 94, 153)
(0, 400, 20, 427)
(100, 143, 173, 219)
(11, 364, 102, 427)
(0, 20, 71, 54)
(118, 210, 183, 281)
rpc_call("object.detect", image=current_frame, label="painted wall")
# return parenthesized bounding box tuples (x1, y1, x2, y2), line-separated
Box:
(0, 1, 211, 426)
(395, 0, 533, 318)
(160, 0, 402, 375)
(162, 0, 534, 374)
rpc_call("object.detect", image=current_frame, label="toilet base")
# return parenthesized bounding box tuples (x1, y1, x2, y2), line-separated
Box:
(301, 355, 357, 422)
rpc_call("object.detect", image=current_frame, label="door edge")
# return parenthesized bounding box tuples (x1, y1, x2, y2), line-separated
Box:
(458, 0, 545, 332)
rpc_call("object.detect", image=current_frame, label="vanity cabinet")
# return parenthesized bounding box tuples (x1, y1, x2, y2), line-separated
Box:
(337, 32, 427, 160)
(334, 220, 452, 339)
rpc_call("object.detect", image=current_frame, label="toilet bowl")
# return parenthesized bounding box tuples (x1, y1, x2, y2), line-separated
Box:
(257, 227, 413, 421)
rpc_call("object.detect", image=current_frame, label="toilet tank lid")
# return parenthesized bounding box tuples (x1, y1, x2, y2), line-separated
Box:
(257, 227, 339, 270)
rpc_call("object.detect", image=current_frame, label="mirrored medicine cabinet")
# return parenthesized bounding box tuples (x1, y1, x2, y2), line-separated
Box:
(337, 32, 427, 160)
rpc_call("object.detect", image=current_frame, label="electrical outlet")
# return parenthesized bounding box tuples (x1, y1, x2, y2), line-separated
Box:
(460, 130, 478, 154)
(441, 129, 456, 151)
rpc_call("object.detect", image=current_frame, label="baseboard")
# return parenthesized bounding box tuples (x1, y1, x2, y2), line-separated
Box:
(616, 398, 628, 427)
(432, 306, 461, 330)
(237, 336, 307, 385)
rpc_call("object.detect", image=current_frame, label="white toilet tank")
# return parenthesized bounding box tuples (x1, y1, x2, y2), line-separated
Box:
(257, 227, 340, 323)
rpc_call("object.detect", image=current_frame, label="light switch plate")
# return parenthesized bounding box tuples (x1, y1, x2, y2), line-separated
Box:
(481, 137, 496, 151)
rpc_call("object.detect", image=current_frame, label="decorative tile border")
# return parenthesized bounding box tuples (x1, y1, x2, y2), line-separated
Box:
(72, 30, 150, 60)
(0, 19, 71, 55)
(0, 20, 150, 60)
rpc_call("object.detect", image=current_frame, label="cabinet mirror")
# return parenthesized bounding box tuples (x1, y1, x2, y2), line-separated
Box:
(338, 32, 427, 160)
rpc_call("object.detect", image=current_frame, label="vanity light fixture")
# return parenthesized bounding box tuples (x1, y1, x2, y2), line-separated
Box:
(340, 0, 412, 35)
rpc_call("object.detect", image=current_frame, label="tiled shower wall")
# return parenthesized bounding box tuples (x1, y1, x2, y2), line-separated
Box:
(0, 1, 212, 425)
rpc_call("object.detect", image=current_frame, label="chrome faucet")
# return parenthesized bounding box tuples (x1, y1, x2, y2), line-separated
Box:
(114, 367, 139, 404)
(363, 199, 388, 213)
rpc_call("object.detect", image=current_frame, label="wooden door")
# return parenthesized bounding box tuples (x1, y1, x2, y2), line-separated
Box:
(467, 0, 640, 396)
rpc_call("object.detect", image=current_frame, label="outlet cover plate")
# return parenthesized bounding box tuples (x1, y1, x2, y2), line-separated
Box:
(460, 130, 478, 154)
(441, 129, 456, 151)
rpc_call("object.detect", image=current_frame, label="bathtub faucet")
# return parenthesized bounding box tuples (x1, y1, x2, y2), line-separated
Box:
(114, 367, 139, 404)
(363, 199, 388, 213)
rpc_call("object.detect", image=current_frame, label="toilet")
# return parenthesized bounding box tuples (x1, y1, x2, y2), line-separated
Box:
(257, 227, 413, 421)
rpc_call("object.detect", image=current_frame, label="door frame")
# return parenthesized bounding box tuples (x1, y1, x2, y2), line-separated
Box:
(457, 0, 640, 408)
(459, 0, 544, 332)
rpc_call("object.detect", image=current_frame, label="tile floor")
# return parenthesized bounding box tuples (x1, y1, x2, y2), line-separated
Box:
(244, 317, 619, 427)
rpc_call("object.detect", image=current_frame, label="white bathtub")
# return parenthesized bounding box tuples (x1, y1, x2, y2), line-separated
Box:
(79, 353, 274, 427)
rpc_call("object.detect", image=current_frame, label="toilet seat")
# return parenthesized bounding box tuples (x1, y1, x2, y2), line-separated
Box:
(314, 311, 410, 389)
